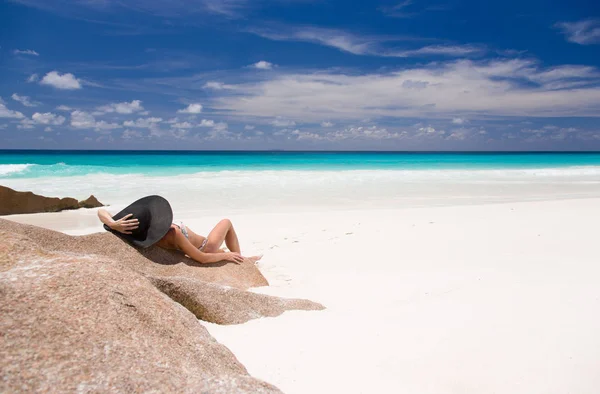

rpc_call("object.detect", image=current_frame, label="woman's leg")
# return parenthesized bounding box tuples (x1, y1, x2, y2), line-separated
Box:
(188, 219, 262, 263)
(203, 219, 241, 253)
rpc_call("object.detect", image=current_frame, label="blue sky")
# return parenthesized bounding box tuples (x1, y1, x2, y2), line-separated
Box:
(1, 0, 599, 150)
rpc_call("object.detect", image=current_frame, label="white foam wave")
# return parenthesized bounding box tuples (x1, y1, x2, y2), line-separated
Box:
(3, 165, 600, 211)
(0, 164, 33, 176)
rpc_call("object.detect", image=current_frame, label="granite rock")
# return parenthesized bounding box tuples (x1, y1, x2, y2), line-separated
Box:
(0, 230, 282, 393)
(0, 185, 104, 215)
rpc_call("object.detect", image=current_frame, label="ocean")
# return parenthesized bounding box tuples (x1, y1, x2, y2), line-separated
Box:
(2, 150, 600, 215)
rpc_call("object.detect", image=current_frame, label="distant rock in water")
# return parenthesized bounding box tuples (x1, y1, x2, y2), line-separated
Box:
(78, 194, 104, 209)
(0, 219, 324, 392)
(0, 185, 104, 215)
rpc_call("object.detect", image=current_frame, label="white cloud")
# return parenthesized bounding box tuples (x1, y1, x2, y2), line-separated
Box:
(555, 19, 600, 45)
(0, 101, 24, 119)
(14, 49, 39, 56)
(446, 129, 469, 140)
(56, 105, 73, 111)
(97, 100, 144, 114)
(519, 126, 582, 142)
(71, 110, 120, 131)
(123, 117, 162, 128)
(171, 121, 194, 129)
(199, 119, 215, 127)
(271, 118, 296, 127)
(32, 112, 66, 125)
(452, 117, 468, 125)
(177, 103, 203, 114)
(249, 26, 483, 58)
(251, 61, 274, 70)
(203, 81, 235, 90)
(321, 121, 334, 127)
(213, 58, 600, 121)
(213, 122, 228, 131)
(417, 126, 441, 135)
(122, 129, 143, 139)
(71, 111, 96, 129)
(283, 125, 405, 142)
(44, 127, 53, 132)
(40, 71, 82, 90)
(204, 123, 234, 140)
(244, 125, 255, 130)
(27, 74, 39, 83)
(17, 118, 36, 130)
(11, 93, 39, 107)
(94, 121, 122, 131)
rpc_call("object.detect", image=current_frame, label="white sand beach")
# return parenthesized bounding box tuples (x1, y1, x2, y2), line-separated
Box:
(6, 193, 600, 393)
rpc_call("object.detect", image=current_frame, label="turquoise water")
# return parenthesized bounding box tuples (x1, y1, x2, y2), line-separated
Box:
(2, 150, 600, 178)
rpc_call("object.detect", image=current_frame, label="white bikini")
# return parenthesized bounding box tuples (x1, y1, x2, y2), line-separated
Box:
(172, 221, 208, 251)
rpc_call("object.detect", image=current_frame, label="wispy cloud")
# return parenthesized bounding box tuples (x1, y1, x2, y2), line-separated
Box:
(378, 1, 448, 19)
(249, 26, 396, 56)
(9, 0, 302, 20)
(378, 0, 417, 18)
(13, 49, 39, 56)
(211, 58, 600, 122)
(249, 26, 483, 57)
(389, 44, 485, 57)
(555, 19, 600, 45)
(11, 93, 40, 107)
(203, 81, 237, 90)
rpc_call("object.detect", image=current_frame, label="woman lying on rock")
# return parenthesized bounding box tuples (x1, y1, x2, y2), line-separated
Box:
(97, 195, 261, 265)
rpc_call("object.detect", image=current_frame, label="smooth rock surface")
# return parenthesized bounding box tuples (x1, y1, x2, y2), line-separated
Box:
(0, 218, 268, 289)
(150, 275, 324, 325)
(0, 230, 281, 393)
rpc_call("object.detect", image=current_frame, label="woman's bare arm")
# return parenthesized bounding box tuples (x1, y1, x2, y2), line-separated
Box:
(172, 228, 243, 264)
(97, 209, 139, 234)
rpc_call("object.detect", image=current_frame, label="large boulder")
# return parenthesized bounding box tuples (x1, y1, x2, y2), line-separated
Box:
(0, 231, 281, 393)
(0, 218, 268, 289)
(0, 185, 104, 215)
(0, 218, 325, 392)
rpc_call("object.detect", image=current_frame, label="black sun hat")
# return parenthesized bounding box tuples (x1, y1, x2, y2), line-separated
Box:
(104, 195, 173, 248)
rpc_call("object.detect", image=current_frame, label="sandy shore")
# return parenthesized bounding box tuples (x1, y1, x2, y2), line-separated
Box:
(5, 198, 600, 393)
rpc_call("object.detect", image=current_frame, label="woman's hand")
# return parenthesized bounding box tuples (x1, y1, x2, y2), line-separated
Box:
(222, 252, 244, 264)
(109, 214, 139, 234)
